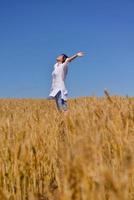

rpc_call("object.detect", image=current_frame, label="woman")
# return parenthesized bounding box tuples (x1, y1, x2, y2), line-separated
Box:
(48, 52, 84, 112)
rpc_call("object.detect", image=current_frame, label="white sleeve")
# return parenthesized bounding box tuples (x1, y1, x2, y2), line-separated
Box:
(62, 60, 69, 70)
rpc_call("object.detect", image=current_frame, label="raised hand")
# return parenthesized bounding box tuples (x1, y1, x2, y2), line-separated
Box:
(77, 52, 85, 57)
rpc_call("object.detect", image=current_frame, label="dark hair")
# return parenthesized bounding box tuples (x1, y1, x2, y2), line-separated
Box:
(61, 54, 68, 63)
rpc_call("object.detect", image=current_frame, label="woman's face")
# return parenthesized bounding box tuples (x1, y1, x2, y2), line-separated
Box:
(56, 55, 64, 63)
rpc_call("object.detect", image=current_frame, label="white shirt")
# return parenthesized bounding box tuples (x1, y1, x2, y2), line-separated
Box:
(49, 60, 69, 100)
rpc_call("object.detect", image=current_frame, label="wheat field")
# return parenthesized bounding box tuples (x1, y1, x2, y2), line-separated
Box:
(0, 93, 134, 200)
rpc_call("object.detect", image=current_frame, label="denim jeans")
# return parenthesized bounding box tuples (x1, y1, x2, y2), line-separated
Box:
(48, 90, 67, 111)
(55, 90, 68, 111)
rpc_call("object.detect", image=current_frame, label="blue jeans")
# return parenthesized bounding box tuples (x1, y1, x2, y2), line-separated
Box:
(48, 90, 68, 111)
(55, 90, 68, 111)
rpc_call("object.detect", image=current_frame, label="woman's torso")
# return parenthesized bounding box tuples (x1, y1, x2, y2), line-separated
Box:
(51, 62, 68, 90)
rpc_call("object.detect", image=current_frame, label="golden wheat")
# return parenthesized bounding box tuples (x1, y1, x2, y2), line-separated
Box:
(0, 95, 134, 200)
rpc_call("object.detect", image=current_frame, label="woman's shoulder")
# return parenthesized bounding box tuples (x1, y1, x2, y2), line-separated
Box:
(53, 63, 58, 68)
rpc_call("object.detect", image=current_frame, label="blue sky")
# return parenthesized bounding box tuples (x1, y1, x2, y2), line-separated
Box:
(0, 0, 134, 98)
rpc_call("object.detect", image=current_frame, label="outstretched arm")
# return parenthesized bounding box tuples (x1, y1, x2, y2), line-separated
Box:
(66, 52, 84, 62)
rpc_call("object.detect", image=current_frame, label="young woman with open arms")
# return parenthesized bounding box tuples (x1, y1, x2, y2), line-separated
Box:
(48, 52, 84, 112)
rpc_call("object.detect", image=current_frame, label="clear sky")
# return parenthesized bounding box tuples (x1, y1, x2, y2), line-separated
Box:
(0, 0, 134, 98)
